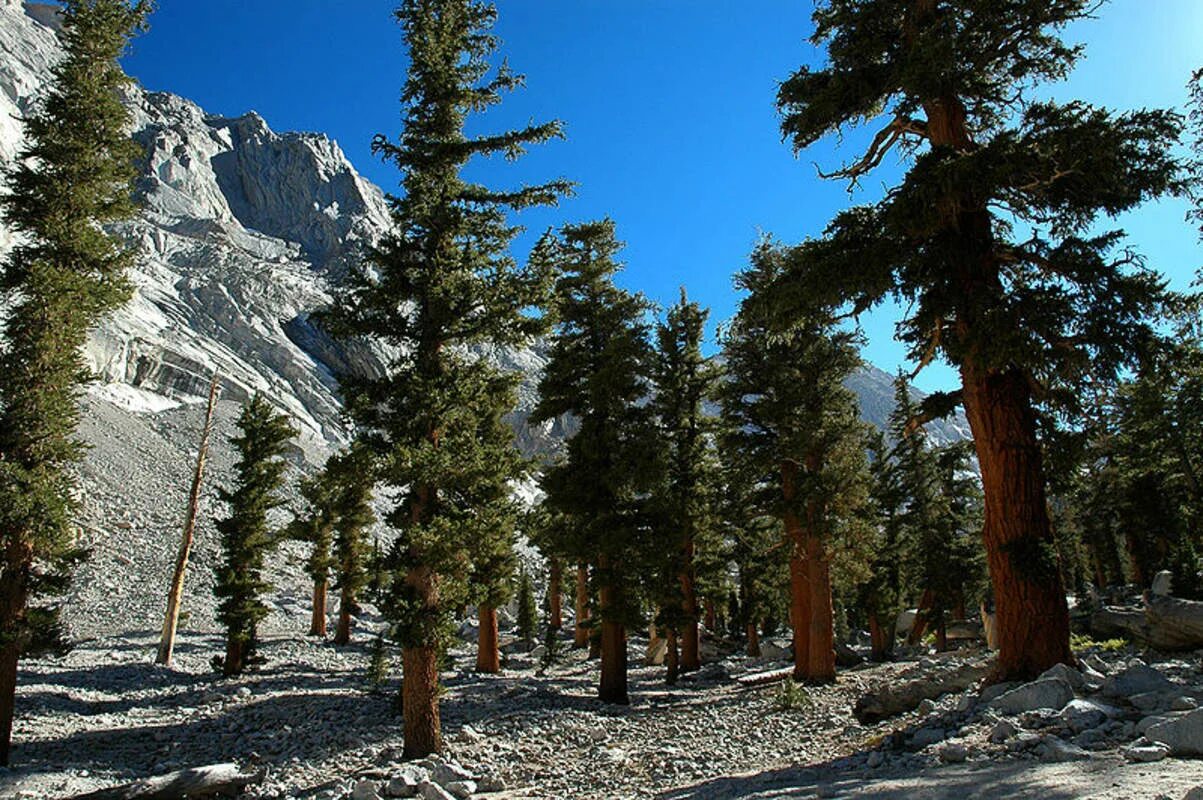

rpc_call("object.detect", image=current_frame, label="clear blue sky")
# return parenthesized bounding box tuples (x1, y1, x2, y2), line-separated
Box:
(120, 1, 1201, 393)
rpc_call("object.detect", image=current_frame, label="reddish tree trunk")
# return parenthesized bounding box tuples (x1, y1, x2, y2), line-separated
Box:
(476, 604, 500, 673)
(0, 538, 32, 766)
(666, 628, 680, 685)
(223, 637, 246, 677)
(961, 364, 1074, 679)
(334, 582, 353, 646)
(548, 558, 563, 630)
(597, 562, 628, 704)
(804, 533, 836, 683)
(868, 614, 890, 662)
(679, 540, 700, 672)
(0, 640, 17, 767)
(309, 580, 327, 637)
(745, 621, 761, 657)
(574, 563, 590, 648)
(704, 598, 716, 633)
(908, 589, 935, 645)
(401, 643, 441, 758)
(783, 461, 812, 680)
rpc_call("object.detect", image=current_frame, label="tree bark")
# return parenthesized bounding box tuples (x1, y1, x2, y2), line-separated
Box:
(961, 363, 1074, 679)
(908, 589, 935, 645)
(704, 598, 716, 633)
(597, 561, 628, 704)
(67, 762, 263, 800)
(804, 533, 836, 683)
(156, 373, 219, 667)
(476, 604, 500, 673)
(309, 579, 327, 637)
(333, 582, 353, 646)
(783, 461, 812, 681)
(745, 620, 761, 657)
(223, 638, 245, 677)
(548, 557, 563, 630)
(868, 614, 890, 662)
(679, 539, 700, 672)
(665, 628, 679, 685)
(401, 643, 441, 759)
(574, 562, 590, 648)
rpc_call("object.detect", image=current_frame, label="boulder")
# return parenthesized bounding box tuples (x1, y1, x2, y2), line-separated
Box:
(1061, 698, 1120, 734)
(1123, 741, 1171, 763)
(1036, 736, 1091, 763)
(429, 762, 472, 787)
(938, 742, 968, 763)
(1103, 663, 1175, 699)
(987, 677, 1074, 715)
(989, 719, 1018, 744)
(445, 781, 476, 799)
(896, 609, 918, 637)
(1151, 570, 1173, 596)
(911, 727, 946, 749)
(1146, 707, 1203, 756)
(1038, 663, 1085, 692)
(352, 780, 382, 800)
(417, 782, 456, 800)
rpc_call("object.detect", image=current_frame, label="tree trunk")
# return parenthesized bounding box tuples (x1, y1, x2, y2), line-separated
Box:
(704, 598, 716, 633)
(783, 461, 811, 681)
(334, 582, 353, 646)
(476, 604, 500, 673)
(401, 644, 441, 758)
(804, 533, 836, 683)
(0, 638, 17, 767)
(223, 637, 245, 677)
(665, 628, 679, 685)
(548, 557, 562, 630)
(156, 373, 219, 667)
(573, 562, 590, 648)
(868, 614, 890, 662)
(679, 541, 700, 672)
(67, 762, 263, 800)
(597, 564, 628, 704)
(961, 364, 1074, 680)
(746, 621, 761, 657)
(908, 589, 935, 645)
(309, 579, 327, 637)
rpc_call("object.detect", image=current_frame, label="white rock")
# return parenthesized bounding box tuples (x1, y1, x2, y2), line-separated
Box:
(1172, 696, 1199, 711)
(938, 742, 968, 763)
(1061, 698, 1121, 734)
(1038, 663, 1085, 691)
(445, 781, 476, 799)
(416, 782, 456, 800)
(1123, 741, 1171, 762)
(987, 677, 1074, 715)
(430, 762, 472, 786)
(352, 780, 382, 800)
(1146, 707, 1203, 756)
(1037, 736, 1091, 763)
(1103, 662, 1175, 699)
(1151, 570, 1173, 596)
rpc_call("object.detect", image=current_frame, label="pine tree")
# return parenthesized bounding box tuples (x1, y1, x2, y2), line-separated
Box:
(718, 240, 872, 683)
(291, 466, 339, 638)
(531, 219, 658, 704)
(0, 0, 150, 765)
(214, 394, 297, 676)
(649, 289, 721, 677)
(776, 0, 1183, 679)
(322, 0, 569, 757)
(329, 445, 377, 646)
(516, 568, 537, 649)
(859, 431, 905, 662)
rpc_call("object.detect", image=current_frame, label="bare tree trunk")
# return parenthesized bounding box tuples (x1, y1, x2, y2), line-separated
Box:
(868, 614, 890, 662)
(475, 604, 500, 673)
(334, 582, 353, 646)
(401, 643, 441, 758)
(680, 538, 700, 672)
(309, 579, 327, 637)
(67, 762, 263, 800)
(156, 373, 219, 667)
(548, 557, 563, 630)
(746, 621, 761, 657)
(574, 562, 590, 648)
(704, 598, 716, 633)
(783, 461, 811, 681)
(804, 533, 836, 683)
(597, 558, 628, 704)
(908, 589, 935, 645)
(223, 637, 245, 677)
(665, 628, 679, 685)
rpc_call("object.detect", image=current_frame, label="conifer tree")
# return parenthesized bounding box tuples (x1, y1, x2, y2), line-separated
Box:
(468, 473, 520, 673)
(777, 0, 1183, 679)
(650, 289, 721, 676)
(859, 431, 905, 661)
(323, 0, 569, 756)
(0, 0, 149, 765)
(516, 568, 537, 648)
(330, 445, 377, 646)
(719, 240, 872, 683)
(291, 468, 339, 637)
(532, 220, 658, 704)
(214, 394, 297, 676)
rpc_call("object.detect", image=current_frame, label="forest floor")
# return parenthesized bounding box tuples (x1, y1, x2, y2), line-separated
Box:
(2, 628, 1202, 800)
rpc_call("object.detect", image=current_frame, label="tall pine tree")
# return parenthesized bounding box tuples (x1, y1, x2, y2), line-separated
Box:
(777, 0, 1183, 679)
(329, 445, 377, 646)
(0, 0, 149, 765)
(291, 465, 340, 637)
(532, 220, 658, 704)
(323, 0, 569, 756)
(214, 394, 297, 676)
(719, 240, 871, 683)
(650, 289, 721, 678)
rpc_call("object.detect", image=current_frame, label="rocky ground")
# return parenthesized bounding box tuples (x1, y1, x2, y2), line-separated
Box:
(3, 622, 1203, 800)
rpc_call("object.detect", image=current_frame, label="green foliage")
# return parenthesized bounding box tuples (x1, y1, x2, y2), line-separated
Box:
(327, 445, 377, 609)
(516, 568, 537, 648)
(213, 394, 297, 662)
(366, 631, 393, 692)
(322, 0, 570, 657)
(0, 0, 149, 657)
(1070, 633, 1129, 653)
(531, 220, 659, 629)
(539, 621, 562, 671)
(774, 677, 812, 712)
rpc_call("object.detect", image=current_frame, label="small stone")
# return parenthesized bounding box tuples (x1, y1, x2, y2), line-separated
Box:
(1123, 741, 1171, 763)
(1172, 696, 1199, 711)
(416, 782, 456, 800)
(1131, 691, 1172, 713)
(989, 719, 1018, 744)
(911, 727, 945, 749)
(445, 780, 476, 799)
(476, 775, 505, 793)
(1039, 663, 1085, 692)
(938, 742, 968, 763)
(1061, 698, 1119, 734)
(430, 762, 472, 786)
(918, 698, 937, 715)
(1151, 570, 1173, 596)
(1037, 736, 1091, 763)
(866, 750, 885, 768)
(351, 780, 382, 800)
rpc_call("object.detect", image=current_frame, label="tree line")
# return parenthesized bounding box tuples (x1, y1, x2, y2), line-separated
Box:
(0, 0, 1201, 769)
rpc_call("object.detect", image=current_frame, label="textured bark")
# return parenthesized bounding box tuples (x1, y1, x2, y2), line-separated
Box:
(309, 580, 327, 637)
(853, 660, 991, 724)
(704, 598, 716, 633)
(223, 638, 245, 677)
(156, 373, 219, 666)
(665, 628, 679, 685)
(573, 563, 590, 648)
(333, 582, 353, 646)
(548, 557, 563, 630)
(401, 644, 441, 758)
(476, 604, 500, 673)
(597, 564, 628, 704)
(783, 461, 811, 681)
(745, 621, 761, 657)
(0, 535, 31, 767)
(803, 533, 836, 683)
(679, 541, 700, 672)
(868, 614, 891, 662)
(907, 589, 935, 645)
(0, 639, 17, 767)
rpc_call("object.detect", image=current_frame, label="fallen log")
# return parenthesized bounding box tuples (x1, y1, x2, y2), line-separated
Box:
(853, 660, 991, 724)
(1091, 593, 1203, 651)
(736, 665, 794, 687)
(67, 763, 263, 800)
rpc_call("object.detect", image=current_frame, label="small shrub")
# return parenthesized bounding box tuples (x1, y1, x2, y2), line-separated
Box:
(775, 677, 811, 711)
